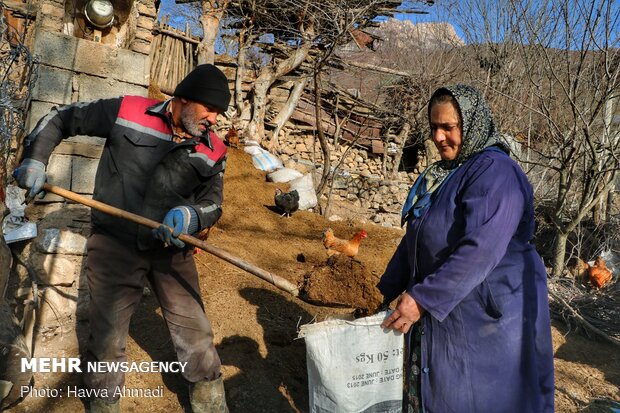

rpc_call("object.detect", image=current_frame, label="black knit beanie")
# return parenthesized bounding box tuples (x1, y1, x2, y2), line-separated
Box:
(173, 64, 231, 112)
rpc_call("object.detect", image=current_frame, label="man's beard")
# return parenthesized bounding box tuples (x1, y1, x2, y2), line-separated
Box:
(180, 107, 210, 137)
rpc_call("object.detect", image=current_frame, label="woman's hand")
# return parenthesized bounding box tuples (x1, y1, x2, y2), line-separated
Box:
(381, 293, 424, 334)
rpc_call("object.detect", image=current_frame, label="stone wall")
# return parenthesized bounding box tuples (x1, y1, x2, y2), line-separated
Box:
(13, 29, 150, 347)
(131, 0, 157, 54)
(27, 30, 150, 201)
(276, 130, 421, 227)
(35, 0, 156, 54)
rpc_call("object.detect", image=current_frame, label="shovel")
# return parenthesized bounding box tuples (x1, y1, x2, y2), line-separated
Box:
(42, 183, 301, 297)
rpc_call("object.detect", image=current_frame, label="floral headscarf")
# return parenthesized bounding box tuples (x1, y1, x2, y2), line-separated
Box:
(431, 84, 508, 168)
(401, 84, 509, 225)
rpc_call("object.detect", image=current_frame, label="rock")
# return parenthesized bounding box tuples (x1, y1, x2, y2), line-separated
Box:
(328, 215, 343, 222)
(39, 287, 77, 326)
(36, 228, 87, 255)
(379, 205, 398, 214)
(296, 161, 316, 174)
(360, 170, 372, 178)
(33, 254, 77, 285)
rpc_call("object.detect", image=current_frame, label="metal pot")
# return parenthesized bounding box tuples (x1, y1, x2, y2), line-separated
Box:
(84, 0, 114, 30)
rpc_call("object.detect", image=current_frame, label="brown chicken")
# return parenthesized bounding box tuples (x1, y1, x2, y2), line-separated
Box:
(322, 228, 368, 258)
(587, 256, 613, 289)
(225, 126, 240, 149)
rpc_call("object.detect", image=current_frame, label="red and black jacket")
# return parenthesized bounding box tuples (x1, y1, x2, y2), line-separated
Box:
(23, 96, 227, 248)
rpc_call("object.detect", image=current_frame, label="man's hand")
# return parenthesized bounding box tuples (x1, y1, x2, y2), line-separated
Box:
(152, 206, 199, 248)
(381, 293, 424, 334)
(13, 158, 47, 199)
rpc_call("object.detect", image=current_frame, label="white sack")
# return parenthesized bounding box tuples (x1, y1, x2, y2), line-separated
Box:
(299, 312, 403, 413)
(250, 147, 283, 172)
(267, 168, 303, 183)
(243, 140, 263, 155)
(289, 174, 317, 210)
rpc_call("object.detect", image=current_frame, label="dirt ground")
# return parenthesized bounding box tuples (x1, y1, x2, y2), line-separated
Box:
(6, 148, 620, 412)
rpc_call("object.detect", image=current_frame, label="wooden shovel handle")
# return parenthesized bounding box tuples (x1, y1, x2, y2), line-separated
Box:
(42, 183, 300, 297)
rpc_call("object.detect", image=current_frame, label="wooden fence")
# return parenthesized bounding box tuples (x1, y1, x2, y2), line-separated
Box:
(149, 16, 198, 95)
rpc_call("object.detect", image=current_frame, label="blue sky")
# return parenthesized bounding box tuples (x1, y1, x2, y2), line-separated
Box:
(158, 0, 618, 48)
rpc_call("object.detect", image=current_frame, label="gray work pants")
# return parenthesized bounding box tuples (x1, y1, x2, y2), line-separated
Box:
(83, 231, 221, 399)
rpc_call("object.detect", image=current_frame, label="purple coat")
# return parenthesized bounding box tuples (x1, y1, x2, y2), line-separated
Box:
(378, 150, 555, 412)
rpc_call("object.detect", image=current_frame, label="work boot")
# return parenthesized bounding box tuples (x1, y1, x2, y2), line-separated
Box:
(189, 375, 229, 413)
(90, 397, 120, 413)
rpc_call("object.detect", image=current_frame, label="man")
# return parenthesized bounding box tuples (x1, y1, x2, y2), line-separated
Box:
(14, 64, 231, 413)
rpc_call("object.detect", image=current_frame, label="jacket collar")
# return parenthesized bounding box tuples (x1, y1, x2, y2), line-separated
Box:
(146, 98, 214, 150)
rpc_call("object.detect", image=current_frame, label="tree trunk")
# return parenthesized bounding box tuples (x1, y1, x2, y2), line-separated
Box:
(246, 24, 314, 143)
(551, 231, 568, 278)
(234, 30, 255, 119)
(268, 77, 308, 151)
(390, 122, 411, 179)
(246, 77, 270, 141)
(234, 53, 246, 113)
(314, 71, 331, 202)
(197, 0, 229, 65)
(593, 184, 608, 225)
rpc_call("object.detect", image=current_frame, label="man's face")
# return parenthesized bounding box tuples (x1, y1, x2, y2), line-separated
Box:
(179, 100, 220, 136)
(430, 101, 462, 161)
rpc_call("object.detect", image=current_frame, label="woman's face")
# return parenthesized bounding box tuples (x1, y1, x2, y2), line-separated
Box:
(430, 101, 462, 161)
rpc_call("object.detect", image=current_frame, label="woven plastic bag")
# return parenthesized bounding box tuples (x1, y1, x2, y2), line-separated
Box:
(298, 312, 403, 413)
(289, 173, 317, 210)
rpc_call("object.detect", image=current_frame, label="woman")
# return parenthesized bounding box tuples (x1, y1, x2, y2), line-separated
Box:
(379, 85, 554, 413)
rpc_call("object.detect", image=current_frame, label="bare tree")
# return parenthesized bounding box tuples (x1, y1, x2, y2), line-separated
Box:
(195, 0, 230, 64)
(452, 0, 620, 277)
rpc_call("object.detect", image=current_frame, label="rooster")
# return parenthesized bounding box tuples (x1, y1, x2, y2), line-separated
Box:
(587, 256, 613, 289)
(322, 228, 367, 259)
(274, 188, 299, 217)
(225, 126, 240, 149)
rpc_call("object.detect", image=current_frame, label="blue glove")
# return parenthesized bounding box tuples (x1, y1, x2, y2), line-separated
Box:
(13, 158, 47, 199)
(152, 206, 199, 248)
